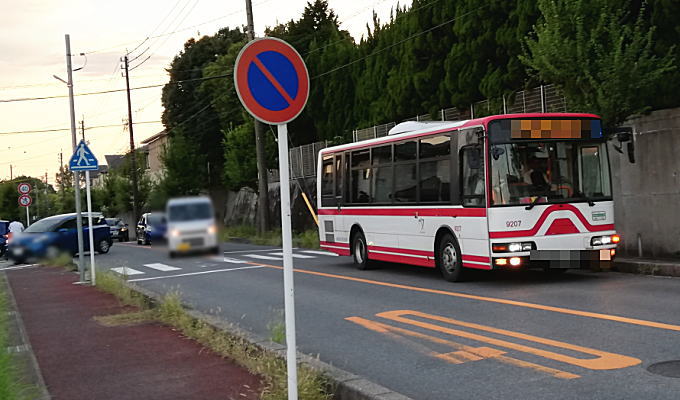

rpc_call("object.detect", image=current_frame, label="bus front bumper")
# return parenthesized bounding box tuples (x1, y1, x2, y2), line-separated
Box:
(492, 248, 616, 270)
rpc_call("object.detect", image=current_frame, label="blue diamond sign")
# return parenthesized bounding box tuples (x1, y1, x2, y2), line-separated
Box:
(69, 140, 98, 171)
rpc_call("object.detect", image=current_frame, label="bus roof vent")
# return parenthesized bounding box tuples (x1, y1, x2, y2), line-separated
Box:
(388, 121, 453, 135)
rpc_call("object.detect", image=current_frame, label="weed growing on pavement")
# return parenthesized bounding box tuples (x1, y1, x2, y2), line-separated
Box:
(0, 277, 37, 400)
(97, 271, 148, 309)
(95, 273, 331, 400)
(293, 229, 320, 250)
(223, 225, 320, 249)
(42, 252, 76, 270)
(267, 310, 286, 344)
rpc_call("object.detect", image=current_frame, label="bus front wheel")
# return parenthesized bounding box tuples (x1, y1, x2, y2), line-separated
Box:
(437, 233, 464, 282)
(352, 231, 371, 270)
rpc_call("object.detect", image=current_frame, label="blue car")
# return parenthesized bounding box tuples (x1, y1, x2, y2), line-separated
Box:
(0, 220, 8, 258)
(136, 212, 167, 245)
(8, 213, 113, 264)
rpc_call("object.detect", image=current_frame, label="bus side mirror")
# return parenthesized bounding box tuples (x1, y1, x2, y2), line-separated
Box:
(627, 142, 635, 164)
(609, 127, 635, 164)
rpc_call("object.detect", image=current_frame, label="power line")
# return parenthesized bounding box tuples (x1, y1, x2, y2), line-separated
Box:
(0, 73, 230, 103)
(0, 120, 161, 135)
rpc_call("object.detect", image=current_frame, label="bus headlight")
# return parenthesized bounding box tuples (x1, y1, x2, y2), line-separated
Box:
(492, 242, 533, 253)
(207, 225, 217, 235)
(591, 235, 619, 246)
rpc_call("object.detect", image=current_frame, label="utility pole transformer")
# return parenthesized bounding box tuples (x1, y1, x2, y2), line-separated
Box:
(123, 55, 139, 226)
(245, 0, 270, 234)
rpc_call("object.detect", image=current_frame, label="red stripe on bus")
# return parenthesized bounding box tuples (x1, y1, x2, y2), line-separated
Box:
(318, 208, 486, 217)
(369, 252, 436, 268)
(489, 204, 615, 239)
(320, 241, 350, 248)
(368, 245, 433, 257)
(462, 255, 491, 263)
(463, 262, 493, 270)
(320, 245, 350, 256)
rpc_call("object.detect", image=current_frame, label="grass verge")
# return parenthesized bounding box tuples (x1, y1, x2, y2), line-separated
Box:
(222, 225, 320, 249)
(96, 272, 331, 400)
(0, 276, 36, 400)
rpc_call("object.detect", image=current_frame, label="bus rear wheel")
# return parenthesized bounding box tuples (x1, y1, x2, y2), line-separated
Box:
(352, 231, 371, 270)
(437, 233, 464, 282)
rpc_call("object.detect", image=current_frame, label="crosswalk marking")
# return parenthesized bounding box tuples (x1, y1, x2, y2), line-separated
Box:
(222, 257, 246, 264)
(144, 263, 181, 272)
(268, 252, 316, 259)
(245, 254, 282, 260)
(111, 267, 145, 275)
(300, 250, 339, 257)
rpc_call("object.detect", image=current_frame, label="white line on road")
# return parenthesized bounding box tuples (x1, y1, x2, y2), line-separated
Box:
(0, 264, 39, 271)
(300, 250, 339, 257)
(127, 265, 265, 282)
(111, 267, 145, 275)
(221, 257, 247, 264)
(244, 254, 283, 260)
(222, 248, 298, 255)
(143, 263, 181, 272)
(268, 252, 316, 259)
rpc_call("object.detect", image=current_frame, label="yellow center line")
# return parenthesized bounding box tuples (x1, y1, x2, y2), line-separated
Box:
(246, 261, 680, 332)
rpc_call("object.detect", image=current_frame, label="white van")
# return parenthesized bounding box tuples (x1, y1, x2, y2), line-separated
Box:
(166, 196, 219, 257)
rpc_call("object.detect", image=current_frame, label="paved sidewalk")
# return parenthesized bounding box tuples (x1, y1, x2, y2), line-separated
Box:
(6, 266, 261, 400)
(614, 257, 680, 277)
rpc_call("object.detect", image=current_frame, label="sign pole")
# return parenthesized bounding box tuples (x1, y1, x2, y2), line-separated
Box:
(85, 170, 96, 285)
(26, 206, 29, 227)
(277, 123, 298, 400)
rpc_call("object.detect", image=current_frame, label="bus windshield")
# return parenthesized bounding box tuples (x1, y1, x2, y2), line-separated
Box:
(489, 141, 611, 206)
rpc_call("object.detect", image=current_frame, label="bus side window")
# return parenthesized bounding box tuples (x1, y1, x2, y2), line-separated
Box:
(460, 145, 485, 207)
(321, 156, 335, 207)
(335, 154, 343, 204)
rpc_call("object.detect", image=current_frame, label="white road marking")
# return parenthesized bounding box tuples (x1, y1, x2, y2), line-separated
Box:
(111, 267, 145, 275)
(222, 257, 247, 264)
(300, 250, 339, 257)
(127, 265, 265, 282)
(144, 263, 181, 272)
(0, 264, 39, 271)
(268, 252, 316, 259)
(244, 254, 282, 260)
(222, 248, 298, 255)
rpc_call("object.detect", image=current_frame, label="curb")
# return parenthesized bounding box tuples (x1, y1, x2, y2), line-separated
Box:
(613, 258, 680, 277)
(128, 283, 412, 400)
(1, 271, 51, 400)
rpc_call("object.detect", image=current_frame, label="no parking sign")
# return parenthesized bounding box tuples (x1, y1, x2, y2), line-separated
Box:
(234, 37, 309, 400)
(234, 38, 309, 125)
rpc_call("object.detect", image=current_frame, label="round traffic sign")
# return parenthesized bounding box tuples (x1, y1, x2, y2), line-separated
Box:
(17, 182, 31, 194)
(234, 38, 309, 125)
(18, 194, 32, 207)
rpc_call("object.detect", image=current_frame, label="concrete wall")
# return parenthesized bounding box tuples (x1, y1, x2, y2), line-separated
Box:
(611, 107, 680, 258)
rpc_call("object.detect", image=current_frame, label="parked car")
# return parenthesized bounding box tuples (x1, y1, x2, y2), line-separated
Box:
(0, 220, 8, 258)
(106, 218, 129, 242)
(8, 213, 113, 264)
(136, 212, 167, 245)
(166, 197, 219, 257)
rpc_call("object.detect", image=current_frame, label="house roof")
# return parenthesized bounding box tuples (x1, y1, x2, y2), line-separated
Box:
(141, 130, 168, 145)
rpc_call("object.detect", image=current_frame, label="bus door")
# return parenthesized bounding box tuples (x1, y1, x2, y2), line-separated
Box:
(319, 153, 347, 244)
(457, 127, 490, 261)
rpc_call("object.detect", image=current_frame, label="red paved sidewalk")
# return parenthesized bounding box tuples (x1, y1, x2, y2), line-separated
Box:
(7, 267, 261, 400)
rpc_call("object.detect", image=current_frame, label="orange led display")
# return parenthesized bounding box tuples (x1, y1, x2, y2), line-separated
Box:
(511, 119, 592, 139)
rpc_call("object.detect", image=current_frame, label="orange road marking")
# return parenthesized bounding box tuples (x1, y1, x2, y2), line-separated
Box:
(346, 316, 580, 379)
(377, 310, 640, 370)
(246, 261, 680, 332)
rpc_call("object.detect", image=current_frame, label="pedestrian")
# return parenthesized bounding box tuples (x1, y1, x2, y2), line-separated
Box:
(8, 219, 25, 235)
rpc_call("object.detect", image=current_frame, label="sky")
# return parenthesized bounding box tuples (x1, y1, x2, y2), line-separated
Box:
(0, 0, 411, 185)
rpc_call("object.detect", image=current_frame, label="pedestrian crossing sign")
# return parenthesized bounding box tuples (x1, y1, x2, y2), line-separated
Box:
(69, 140, 98, 171)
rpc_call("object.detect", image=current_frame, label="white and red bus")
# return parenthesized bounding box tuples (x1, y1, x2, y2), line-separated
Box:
(316, 113, 621, 281)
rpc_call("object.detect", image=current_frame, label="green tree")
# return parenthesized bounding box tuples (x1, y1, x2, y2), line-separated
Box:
(521, 0, 675, 128)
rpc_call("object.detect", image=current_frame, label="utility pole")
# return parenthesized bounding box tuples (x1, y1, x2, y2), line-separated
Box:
(9, 164, 12, 180)
(245, 0, 270, 234)
(122, 54, 139, 225)
(65, 34, 86, 283)
(80, 118, 85, 141)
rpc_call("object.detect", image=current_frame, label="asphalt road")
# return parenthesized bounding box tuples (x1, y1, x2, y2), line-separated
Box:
(88, 241, 680, 399)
